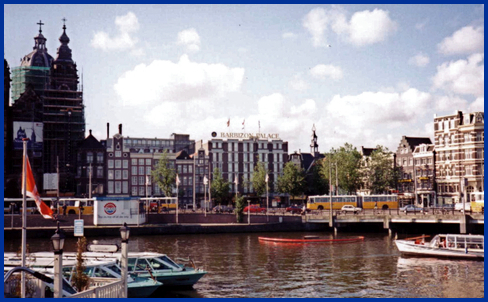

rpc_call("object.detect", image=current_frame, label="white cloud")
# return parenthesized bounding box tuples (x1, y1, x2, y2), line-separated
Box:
(91, 12, 140, 52)
(409, 53, 430, 67)
(303, 7, 397, 47)
(114, 54, 245, 106)
(432, 53, 484, 97)
(437, 26, 484, 55)
(282, 32, 297, 39)
(177, 28, 201, 52)
(415, 19, 428, 30)
(435, 95, 468, 112)
(347, 9, 398, 46)
(310, 64, 344, 80)
(469, 97, 484, 112)
(289, 74, 308, 91)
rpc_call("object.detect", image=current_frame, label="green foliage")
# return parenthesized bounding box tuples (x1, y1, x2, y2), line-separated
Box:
(251, 161, 268, 197)
(364, 145, 398, 194)
(234, 194, 246, 223)
(320, 143, 363, 194)
(277, 162, 306, 200)
(210, 168, 231, 205)
(151, 150, 176, 197)
(307, 164, 328, 196)
(72, 237, 89, 292)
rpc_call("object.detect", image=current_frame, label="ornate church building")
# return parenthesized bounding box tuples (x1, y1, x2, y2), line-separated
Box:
(5, 20, 85, 196)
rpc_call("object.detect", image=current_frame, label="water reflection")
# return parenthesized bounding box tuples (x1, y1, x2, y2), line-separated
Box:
(4, 232, 484, 298)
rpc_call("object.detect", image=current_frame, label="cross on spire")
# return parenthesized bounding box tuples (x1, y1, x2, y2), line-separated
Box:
(37, 20, 44, 33)
(62, 17, 67, 30)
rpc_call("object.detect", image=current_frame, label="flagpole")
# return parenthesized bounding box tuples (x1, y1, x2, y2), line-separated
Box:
(176, 174, 179, 224)
(266, 174, 269, 222)
(21, 138, 29, 298)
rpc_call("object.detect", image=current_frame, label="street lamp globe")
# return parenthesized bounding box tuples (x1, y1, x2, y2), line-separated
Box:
(120, 222, 130, 243)
(51, 221, 65, 254)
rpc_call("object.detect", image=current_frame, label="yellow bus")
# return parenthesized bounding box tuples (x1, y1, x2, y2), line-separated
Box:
(58, 198, 95, 215)
(140, 197, 178, 213)
(359, 195, 399, 210)
(4, 198, 57, 214)
(470, 192, 484, 213)
(307, 195, 359, 210)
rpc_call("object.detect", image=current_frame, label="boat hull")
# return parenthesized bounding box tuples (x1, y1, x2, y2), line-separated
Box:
(128, 278, 163, 298)
(395, 240, 484, 260)
(258, 236, 364, 243)
(134, 269, 207, 287)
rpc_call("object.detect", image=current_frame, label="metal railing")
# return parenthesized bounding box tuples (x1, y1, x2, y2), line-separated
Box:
(68, 279, 124, 298)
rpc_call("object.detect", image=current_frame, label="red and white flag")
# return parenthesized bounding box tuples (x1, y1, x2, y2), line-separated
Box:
(265, 173, 269, 183)
(227, 118, 230, 127)
(22, 154, 53, 219)
(176, 174, 181, 186)
(242, 119, 245, 130)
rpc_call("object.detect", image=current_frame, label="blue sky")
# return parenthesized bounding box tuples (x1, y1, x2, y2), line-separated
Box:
(4, 4, 484, 153)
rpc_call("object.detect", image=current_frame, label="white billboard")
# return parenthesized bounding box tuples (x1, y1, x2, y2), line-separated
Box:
(13, 121, 43, 150)
(43, 173, 58, 190)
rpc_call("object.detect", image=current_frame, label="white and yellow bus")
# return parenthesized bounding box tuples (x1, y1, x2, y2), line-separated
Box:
(470, 192, 484, 213)
(140, 197, 178, 213)
(307, 194, 399, 211)
(58, 198, 95, 215)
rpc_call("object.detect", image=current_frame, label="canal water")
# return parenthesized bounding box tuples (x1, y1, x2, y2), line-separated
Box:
(4, 232, 484, 298)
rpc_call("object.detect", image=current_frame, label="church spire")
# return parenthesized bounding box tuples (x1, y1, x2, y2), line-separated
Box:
(54, 17, 73, 62)
(310, 124, 319, 158)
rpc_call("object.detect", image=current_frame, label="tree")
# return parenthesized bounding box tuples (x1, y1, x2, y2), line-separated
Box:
(210, 168, 231, 205)
(151, 150, 176, 197)
(320, 143, 363, 195)
(251, 161, 268, 200)
(234, 194, 246, 223)
(307, 163, 328, 196)
(363, 145, 399, 194)
(72, 237, 89, 292)
(277, 162, 306, 202)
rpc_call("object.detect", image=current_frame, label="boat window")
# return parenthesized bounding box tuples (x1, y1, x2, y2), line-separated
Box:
(135, 259, 150, 271)
(150, 258, 172, 270)
(83, 266, 95, 277)
(62, 267, 72, 281)
(106, 264, 121, 275)
(158, 256, 179, 268)
(128, 258, 136, 272)
(94, 267, 113, 278)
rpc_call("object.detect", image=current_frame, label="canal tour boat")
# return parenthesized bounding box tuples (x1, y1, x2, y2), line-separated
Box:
(394, 234, 484, 260)
(3, 255, 163, 297)
(5, 251, 207, 288)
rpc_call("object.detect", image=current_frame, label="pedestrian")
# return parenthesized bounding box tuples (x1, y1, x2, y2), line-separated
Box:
(62, 204, 68, 216)
(302, 204, 307, 215)
(79, 204, 84, 215)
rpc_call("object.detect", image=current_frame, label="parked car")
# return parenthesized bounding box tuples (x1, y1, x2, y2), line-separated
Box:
(341, 205, 362, 214)
(400, 204, 427, 213)
(243, 205, 266, 213)
(286, 205, 310, 214)
(213, 205, 234, 213)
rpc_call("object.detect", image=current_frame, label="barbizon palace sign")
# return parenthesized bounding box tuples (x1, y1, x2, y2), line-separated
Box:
(214, 132, 280, 139)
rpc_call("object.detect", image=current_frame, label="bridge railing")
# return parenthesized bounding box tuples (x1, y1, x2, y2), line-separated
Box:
(68, 278, 124, 298)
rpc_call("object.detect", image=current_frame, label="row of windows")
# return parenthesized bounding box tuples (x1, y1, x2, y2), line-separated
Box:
(212, 152, 284, 163)
(77, 166, 104, 178)
(124, 139, 174, 147)
(212, 142, 283, 151)
(78, 152, 104, 163)
(108, 160, 129, 169)
(108, 169, 129, 180)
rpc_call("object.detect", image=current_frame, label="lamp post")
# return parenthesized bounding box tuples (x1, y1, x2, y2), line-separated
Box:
(51, 221, 65, 298)
(120, 222, 130, 298)
(88, 163, 92, 199)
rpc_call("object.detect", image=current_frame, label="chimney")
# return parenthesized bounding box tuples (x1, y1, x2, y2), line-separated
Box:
(106, 123, 110, 140)
(89, 129, 92, 136)
(119, 124, 122, 135)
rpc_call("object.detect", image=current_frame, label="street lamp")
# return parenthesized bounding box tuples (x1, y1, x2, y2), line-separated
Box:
(51, 221, 65, 298)
(119, 222, 130, 298)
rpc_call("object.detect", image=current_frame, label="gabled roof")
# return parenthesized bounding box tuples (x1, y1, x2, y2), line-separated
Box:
(361, 146, 377, 157)
(404, 137, 432, 150)
(78, 130, 105, 150)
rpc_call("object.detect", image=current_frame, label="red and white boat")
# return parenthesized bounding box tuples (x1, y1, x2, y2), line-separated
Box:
(395, 234, 483, 260)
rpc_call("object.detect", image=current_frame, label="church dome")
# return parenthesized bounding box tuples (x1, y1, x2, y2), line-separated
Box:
(20, 23, 53, 68)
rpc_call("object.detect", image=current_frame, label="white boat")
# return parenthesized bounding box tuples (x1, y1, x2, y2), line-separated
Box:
(395, 234, 484, 260)
(5, 251, 207, 288)
(3, 255, 162, 297)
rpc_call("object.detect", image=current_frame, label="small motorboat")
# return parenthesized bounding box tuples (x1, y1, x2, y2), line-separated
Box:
(258, 235, 364, 243)
(6, 251, 207, 288)
(394, 234, 484, 260)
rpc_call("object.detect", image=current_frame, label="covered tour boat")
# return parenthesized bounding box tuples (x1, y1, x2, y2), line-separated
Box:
(394, 234, 484, 260)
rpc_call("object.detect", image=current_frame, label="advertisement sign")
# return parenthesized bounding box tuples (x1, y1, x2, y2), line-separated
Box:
(74, 219, 84, 237)
(43, 173, 58, 190)
(94, 198, 146, 225)
(13, 121, 43, 150)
